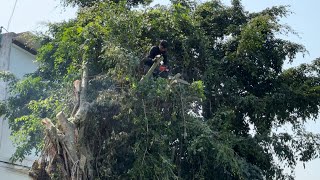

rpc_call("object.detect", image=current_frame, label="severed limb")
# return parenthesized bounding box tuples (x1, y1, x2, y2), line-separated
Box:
(71, 80, 81, 117)
(169, 73, 190, 86)
(140, 55, 163, 83)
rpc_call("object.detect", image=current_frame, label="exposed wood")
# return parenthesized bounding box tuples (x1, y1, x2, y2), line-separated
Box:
(71, 80, 81, 117)
(57, 112, 75, 138)
(31, 43, 93, 180)
(74, 55, 90, 124)
(169, 73, 190, 86)
(140, 55, 163, 83)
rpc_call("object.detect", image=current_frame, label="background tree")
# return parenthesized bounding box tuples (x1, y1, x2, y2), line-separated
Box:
(1, 0, 320, 179)
(60, 0, 152, 7)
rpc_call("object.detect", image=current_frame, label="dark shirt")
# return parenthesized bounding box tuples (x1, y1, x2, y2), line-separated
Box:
(144, 46, 168, 66)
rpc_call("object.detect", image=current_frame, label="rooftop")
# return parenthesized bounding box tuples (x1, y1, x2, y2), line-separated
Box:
(0, 32, 40, 55)
(12, 32, 40, 55)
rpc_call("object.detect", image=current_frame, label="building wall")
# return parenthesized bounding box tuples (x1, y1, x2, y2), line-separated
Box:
(10, 44, 38, 79)
(0, 33, 38, 178)
(0, 33, 14, 165)
(0, 44, 38, 167)
(0, 162, 31, 179)
(0, 33, 13, 100)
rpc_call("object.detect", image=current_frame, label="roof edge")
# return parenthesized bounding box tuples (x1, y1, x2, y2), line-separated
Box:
(12, 39, 37, 55)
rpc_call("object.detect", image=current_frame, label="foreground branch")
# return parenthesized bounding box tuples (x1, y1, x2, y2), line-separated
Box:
(140, 56, 162, 83)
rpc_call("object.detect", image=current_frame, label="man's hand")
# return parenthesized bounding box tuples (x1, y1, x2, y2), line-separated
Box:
(152, 55, 162, 61)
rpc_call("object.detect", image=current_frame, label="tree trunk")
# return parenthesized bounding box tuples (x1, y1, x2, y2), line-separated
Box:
(29, 55, 93, 180)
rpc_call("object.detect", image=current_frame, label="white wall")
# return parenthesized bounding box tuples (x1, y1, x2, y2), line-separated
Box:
(0, 33, 13, 100)
(9, 44, 38, 79)
(0, 34, 38, 170)
(0, 162, 30, 179)
(0, 33, 14, 166)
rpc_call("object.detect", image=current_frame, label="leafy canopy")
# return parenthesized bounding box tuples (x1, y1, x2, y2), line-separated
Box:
(1, 0, 320, 179)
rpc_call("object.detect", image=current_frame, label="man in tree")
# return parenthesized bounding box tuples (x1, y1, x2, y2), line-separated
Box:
(143, 40, 169, 78)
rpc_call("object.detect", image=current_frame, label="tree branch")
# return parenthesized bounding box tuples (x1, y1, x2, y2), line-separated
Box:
(140, 56, 163, 83)
(74, 53, 90, 124)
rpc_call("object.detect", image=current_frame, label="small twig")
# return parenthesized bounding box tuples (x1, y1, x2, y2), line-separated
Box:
(141, 145, 148, 166)
(63, 143, 75, 164)
(179, 84, 187, 139)
(57, 139, 61, 155)
(77, 166, 80, 180)
(142, 99, 148, 132)
(142, 98, 149, 167)
(63, 148, 70, 176)
(71, 160, 79, 180)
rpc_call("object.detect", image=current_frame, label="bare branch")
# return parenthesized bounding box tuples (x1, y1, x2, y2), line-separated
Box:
(140, 56, 163, 83)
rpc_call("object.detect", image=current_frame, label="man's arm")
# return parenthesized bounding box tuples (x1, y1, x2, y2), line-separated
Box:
(148, 46, 158, 59)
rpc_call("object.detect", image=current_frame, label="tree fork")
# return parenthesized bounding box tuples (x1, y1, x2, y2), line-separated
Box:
(30, 45, 93, 180)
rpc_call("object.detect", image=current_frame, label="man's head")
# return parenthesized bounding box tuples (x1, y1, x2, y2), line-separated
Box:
(159, 40, 168, 52)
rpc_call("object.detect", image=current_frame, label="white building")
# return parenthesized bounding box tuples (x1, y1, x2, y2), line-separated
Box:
(0, 32, 39, 179)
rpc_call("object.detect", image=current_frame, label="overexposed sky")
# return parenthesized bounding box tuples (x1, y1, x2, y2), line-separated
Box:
(1, 0, 319, 179)
(0, 0, 77, 33)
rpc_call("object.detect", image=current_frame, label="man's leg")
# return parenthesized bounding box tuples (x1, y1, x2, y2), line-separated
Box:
(144, 65, 151, 74)
(159, 71, 169, 78)
(153, 68, 160, 78)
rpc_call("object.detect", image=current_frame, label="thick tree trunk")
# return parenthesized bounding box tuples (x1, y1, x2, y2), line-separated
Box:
(29, 56, 93, 180)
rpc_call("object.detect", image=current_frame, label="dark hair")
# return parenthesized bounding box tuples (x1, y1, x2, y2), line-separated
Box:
(160, 40, 168, 48)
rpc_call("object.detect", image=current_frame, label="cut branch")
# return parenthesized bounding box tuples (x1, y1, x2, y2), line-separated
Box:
(74, 54, 90, 124)
(57, 112, 75, 138)
(140, 56, 163, 83)
(80, 60, 89, 104)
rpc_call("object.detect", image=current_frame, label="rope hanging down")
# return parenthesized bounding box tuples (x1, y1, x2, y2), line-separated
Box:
(7, 0, 18, 31)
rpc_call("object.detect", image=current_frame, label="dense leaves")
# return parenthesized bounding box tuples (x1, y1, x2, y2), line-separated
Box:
(1, 0, 320, 179)
(60, 0, 151, 7)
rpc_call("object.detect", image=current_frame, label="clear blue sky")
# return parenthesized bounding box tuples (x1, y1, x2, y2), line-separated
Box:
(0, 0, 319, 179)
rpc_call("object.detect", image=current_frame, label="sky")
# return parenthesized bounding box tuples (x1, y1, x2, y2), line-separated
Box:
(0, 0, 319, 179)
(0, 0, 77, 33)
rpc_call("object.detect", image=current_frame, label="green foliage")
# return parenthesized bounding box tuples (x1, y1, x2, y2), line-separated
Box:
(2, 0, 320, 179)
(1, 74, 66, 162)
(0, 71, 17, 83)
(60, 0, 151, 7)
